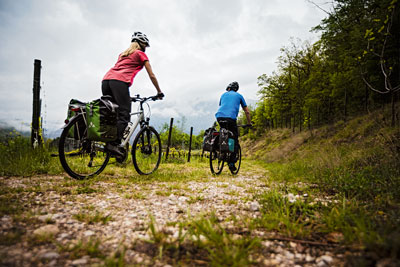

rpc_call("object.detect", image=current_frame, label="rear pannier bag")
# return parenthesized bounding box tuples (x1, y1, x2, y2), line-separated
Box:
(202, 127, 216, 152)
(66, 99, 86, 140)
(86, 96, 119, 142)
(219, 128, 234, 152)
(228, 138, 235, 152)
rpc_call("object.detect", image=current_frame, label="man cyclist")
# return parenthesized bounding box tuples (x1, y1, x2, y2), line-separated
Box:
(215, 81, 251, 172)
(102, 31, 164, 156)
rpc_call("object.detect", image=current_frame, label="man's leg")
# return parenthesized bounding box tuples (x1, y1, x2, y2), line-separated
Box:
(217, 118, 238, 170)
(225, 119, 239, 164)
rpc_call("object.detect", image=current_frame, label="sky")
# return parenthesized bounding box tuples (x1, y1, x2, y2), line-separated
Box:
(0, 0, 327, 136)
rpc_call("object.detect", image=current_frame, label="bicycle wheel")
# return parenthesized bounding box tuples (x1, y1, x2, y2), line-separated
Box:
(230, 145, 241, 175)
(132, 126, 162, 175)
(210, 145, 224, 175)
(58, 115, 110, 179)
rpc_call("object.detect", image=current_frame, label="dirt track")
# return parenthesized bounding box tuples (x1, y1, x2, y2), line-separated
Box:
(0, 174, 345, 266)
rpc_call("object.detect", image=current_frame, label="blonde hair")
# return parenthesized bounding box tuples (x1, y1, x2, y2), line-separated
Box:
(120, 42, 141, 57)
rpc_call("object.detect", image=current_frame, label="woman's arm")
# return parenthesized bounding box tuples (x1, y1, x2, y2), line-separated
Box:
(144, 61, 163, 95)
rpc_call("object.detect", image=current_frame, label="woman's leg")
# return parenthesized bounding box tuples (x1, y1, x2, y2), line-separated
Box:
(102, 80, 131, 142)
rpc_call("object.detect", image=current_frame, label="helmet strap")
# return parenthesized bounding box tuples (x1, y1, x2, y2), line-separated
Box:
(138, 42, 146, 52)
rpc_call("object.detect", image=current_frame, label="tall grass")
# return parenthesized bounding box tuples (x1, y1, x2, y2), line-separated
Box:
(0, 133, 62, 176)
(146, 213, 260, 265)
(246, 111, 400, 260)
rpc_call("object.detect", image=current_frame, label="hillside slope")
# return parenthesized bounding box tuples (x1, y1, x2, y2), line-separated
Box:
(241, 109, 400, 262)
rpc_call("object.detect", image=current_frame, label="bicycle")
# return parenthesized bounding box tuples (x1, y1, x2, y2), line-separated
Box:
(58, 94, 162, 179)
(209, 124, 251, 175)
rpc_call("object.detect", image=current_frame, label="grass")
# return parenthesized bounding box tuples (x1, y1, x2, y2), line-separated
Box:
(243, 109, 400, 263)
(0, 227, 26, 246)
(58, 237, 103, 259)
(0, 133, 62, 176)
(73, 210, 113, 224)
(145, 213, 260, 266)
(1, 110, 399, 265)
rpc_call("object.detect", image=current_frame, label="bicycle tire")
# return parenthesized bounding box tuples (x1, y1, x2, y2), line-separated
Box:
(58, 115, 110, 179)
(132, 126, 162, 175)
(230, 145, 241, 175)
(210, 143, 224, 175)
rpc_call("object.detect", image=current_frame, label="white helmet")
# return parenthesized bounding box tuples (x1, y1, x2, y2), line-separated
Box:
(131, 32, 150, 47)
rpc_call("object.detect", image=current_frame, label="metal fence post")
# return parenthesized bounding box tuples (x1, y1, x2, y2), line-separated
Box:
(165, 118, 174, 160)
(188, 127, 193, 162)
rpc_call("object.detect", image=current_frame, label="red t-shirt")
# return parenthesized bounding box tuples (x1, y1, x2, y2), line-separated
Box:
(103, 50, 149, 86)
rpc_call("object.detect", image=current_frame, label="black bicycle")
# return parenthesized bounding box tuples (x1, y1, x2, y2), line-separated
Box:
(58, 94, 162, 179)
(209, 124, 251, 175)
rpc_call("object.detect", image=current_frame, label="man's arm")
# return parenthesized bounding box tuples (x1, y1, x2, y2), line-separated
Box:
(243, 106, 251, 124)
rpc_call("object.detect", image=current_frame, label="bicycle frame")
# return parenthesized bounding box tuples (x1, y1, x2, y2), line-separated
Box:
(120, 109, 144, 147)
(120, 95, 156, 147)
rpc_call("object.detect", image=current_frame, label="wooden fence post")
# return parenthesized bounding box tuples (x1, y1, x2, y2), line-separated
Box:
(31, 59, 42, 147)
(165, 118, 174, 160)
(188, 127, 193, 162)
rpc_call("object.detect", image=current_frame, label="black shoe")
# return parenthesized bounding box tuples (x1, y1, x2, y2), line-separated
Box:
(228, 163, 237, 172)
(105, 143, 124, 157)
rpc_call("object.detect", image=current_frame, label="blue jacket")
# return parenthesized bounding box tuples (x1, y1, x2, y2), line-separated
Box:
(215, 91, 247, 120)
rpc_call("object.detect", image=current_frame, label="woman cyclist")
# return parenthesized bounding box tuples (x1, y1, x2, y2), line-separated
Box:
(102, 32, 164, 155)
(215, 81, 251, 171)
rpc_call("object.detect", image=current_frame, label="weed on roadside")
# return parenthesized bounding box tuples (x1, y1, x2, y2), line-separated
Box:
(73, 210, 112, 225)
(143, 213, 260, 266)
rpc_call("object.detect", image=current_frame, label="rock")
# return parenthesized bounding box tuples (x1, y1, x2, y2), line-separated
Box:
(83, 230, 95, 237)
(263, 258, 280, 265)
(59, 233, 69, 239)
(262, 240, 273, 247)
(316, 255, 333, 267)
(40, 251, 59, 260)
(33, 224, 59, 237)
(38, 214, 54, 222)
(178, 196, 188, 202)
(305, 254, 315, 262)
(71, 258, 88, 266)
(284, 250, 295, 260)
(320, 255, 333, 264)
(248, 201, 260, 211)
(288, 193, 300, 203)
(295, 253, 304, 260)
(127, 213, 137, 219)
(48, 259, 57, 266)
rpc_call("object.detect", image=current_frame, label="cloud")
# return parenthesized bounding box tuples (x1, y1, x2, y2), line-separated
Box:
(0, 0, 326, 134)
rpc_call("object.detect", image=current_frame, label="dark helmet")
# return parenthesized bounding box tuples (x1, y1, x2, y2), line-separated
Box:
(131, 31, 150, 47)
(226, 81, 239, 92)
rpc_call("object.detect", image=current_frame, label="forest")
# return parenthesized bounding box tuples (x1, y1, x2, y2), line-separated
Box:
(239, 0, 400, 133)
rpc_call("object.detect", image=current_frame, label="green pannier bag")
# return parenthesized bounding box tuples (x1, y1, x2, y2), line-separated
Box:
(66, 99, 86, 139)
(86, 96, 119, 142)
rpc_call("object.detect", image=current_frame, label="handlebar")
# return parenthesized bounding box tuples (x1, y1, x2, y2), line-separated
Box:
(237, 124, 253, 128)
(131, 93, 164, 103)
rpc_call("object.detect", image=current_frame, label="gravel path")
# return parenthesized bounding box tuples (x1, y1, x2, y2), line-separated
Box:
(0, 173, 347, 266)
